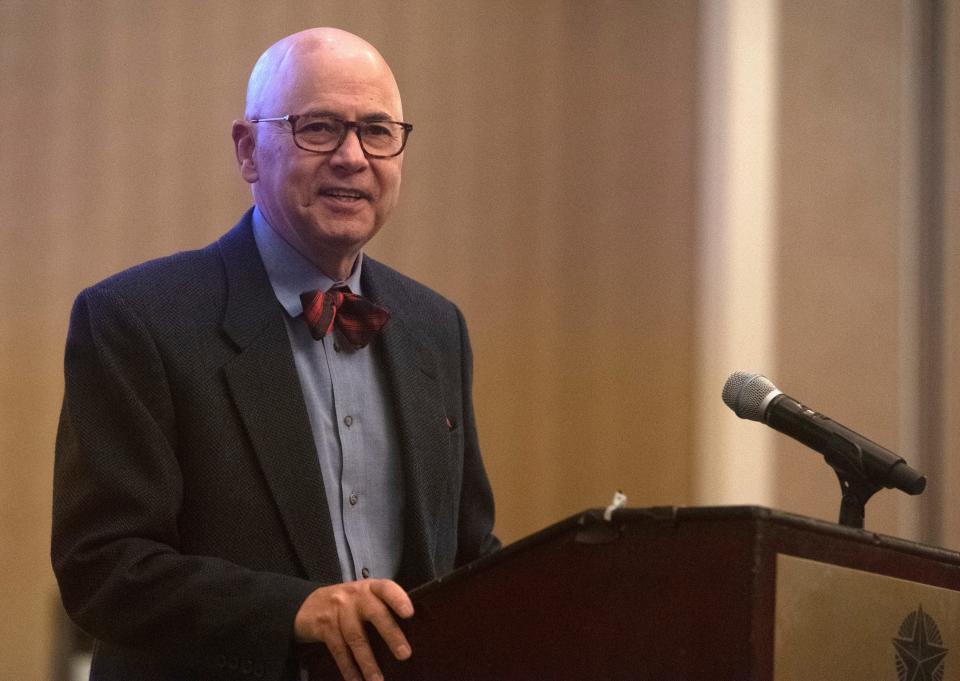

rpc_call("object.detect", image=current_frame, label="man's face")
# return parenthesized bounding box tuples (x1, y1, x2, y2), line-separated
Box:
(239, 45, 404, 275)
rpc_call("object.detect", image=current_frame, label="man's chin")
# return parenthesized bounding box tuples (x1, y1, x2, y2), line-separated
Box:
(302, 220, 381, 261)
(315, 223, 379, 248)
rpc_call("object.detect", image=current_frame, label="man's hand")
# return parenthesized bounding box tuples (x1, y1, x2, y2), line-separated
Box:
(295, 579, 414, 681)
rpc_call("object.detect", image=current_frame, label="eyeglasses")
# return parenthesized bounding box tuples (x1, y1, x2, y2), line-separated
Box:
(249, 114, 413, 158)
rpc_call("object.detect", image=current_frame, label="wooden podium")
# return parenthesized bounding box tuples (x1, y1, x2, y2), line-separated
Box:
(315, 506, 960, 680)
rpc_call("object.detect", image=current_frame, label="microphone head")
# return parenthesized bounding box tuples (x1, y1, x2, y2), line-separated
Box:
(722, 371, 780, 422)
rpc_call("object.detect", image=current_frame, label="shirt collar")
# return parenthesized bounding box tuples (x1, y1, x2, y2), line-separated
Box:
(251, 206, 364, 318)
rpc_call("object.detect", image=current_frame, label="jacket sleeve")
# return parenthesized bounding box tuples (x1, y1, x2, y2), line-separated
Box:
(51, 286, 315, 681)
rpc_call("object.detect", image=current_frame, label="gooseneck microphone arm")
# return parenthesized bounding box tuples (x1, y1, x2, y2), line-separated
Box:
(722, 371, 927, 529)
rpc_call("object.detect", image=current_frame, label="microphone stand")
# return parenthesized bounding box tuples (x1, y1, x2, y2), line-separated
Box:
(836, 472, 881, 529)
(825, 441, 882, 529)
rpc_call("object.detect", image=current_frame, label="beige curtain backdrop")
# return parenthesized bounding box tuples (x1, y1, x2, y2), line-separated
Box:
(774, 1, 916, 533)
(0, 1, 955, 678)
(773, 0, 958, 539)
(946, 0, 960, 545)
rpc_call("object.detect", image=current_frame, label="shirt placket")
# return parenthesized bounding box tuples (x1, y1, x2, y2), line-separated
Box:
(325, 334, 371, 581)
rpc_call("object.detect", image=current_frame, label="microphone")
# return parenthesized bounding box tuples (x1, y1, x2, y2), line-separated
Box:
(722, 371, 926, 495)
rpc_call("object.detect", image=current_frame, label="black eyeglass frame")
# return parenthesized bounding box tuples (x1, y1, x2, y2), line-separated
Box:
(249, 114, 413, 158)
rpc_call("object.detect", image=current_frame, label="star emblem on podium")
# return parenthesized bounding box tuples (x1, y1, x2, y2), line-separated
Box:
(893, 605, 948, 681)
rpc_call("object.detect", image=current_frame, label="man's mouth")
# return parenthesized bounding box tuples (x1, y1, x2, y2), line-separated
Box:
(319, 187, 371, 201)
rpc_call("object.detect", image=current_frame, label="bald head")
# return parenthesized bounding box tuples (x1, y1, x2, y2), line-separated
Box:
(232, 28, 407, 281)
(244, 28, 402, 120)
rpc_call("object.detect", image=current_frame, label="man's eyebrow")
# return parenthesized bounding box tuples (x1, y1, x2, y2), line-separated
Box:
(301, 109, 397, 122)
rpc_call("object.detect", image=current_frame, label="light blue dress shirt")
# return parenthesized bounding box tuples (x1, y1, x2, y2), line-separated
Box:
(252, 207, 404, 583)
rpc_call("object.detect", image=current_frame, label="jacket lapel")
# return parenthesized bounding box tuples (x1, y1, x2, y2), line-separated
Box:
(216, 214, 341, 585)
(362, 260, 451, 587)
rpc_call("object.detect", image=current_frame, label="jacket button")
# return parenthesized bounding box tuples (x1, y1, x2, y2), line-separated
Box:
(361, 567, 370, 578)
(349, 493, 358, 505)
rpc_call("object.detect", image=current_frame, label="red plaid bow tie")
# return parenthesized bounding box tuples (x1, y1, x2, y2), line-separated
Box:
(300, 286, 390, 349)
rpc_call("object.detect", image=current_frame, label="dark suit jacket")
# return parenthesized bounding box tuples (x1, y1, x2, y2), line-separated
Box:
(52, 211, 499, 681)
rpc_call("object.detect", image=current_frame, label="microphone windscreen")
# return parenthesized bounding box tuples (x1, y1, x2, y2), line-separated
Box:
(722, 371, 778, 422)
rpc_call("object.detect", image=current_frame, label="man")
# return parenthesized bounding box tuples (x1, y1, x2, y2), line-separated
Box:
(52, 28, 499, 681)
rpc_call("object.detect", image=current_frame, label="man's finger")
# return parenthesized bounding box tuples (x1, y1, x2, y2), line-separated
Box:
(370, 579, 415, 619)
(341, 612, 384, 681)
(323, 630, 363, 681)
(359, 594, 412, 661)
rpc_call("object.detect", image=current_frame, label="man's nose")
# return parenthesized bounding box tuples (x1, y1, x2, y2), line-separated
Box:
(329, 129, 369, 172)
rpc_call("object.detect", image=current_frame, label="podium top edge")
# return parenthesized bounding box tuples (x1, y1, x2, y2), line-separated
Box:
(412, 505, 960, 598)
(605, 505, 960, 561)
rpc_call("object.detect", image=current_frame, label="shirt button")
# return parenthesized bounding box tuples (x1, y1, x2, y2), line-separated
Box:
(344, 415, 353, 427)
(361, 567, 370, 578)
(349, 493, 358, 506)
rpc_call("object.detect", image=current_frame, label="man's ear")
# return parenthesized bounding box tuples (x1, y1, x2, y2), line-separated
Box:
(231, 120, 259, 183)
